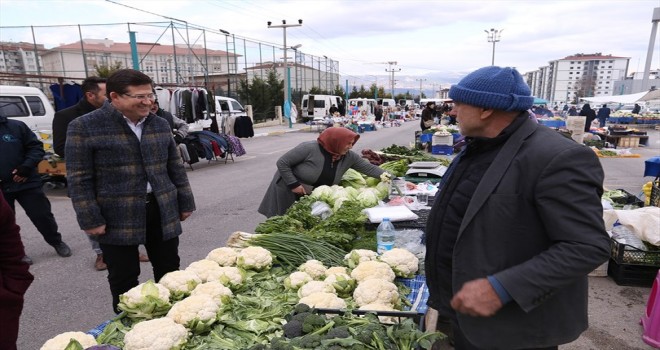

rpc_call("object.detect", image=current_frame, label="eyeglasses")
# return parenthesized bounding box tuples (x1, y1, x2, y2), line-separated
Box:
(122, 93, 156, 101)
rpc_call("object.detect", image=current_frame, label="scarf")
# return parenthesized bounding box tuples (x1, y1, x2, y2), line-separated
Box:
(317, 127, 360, 163)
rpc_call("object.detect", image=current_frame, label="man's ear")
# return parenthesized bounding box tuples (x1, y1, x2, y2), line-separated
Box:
(480, 108, 495, 120)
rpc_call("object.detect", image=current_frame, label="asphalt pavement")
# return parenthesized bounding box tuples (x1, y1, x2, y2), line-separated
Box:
(13, 120, 660, 350)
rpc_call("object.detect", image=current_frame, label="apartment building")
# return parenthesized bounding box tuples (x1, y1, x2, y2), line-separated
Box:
(39, 38, 237, 86)
(524, 53, 629, 105)
(0, 41, 47, 86)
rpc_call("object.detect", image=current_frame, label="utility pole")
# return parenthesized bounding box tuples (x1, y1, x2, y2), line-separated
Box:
(415, 78, 426, 100)
(385, 61, 400, 98)
(268, 19, 303, 128)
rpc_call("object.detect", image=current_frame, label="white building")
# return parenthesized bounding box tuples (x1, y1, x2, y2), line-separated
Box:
(0, 41, 47, 86)
(524, 53, 629, 105)
(39, 38, 237, 86)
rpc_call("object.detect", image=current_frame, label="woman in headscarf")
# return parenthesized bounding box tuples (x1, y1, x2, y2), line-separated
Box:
(579, 103, 597, 132)
(258, 127, 386, 217)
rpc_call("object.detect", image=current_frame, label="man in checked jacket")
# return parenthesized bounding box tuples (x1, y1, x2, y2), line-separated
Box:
(65, 69, 196, 313)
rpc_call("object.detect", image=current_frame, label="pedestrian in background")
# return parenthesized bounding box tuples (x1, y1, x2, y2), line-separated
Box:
(579, 103, 597, 132)
(65, 69, 196, 313)
(53, 76, 113, 270)
(425, 66, 609, 349)
(597, 104, 611, 128)
(0, 191, 34, 350)
(0, 115, 72, 264)
(421, 101, 436, 130)
(150, 99, 189, 143)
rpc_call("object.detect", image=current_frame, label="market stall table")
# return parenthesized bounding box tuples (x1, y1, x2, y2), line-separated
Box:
(538, 119, 566, 128)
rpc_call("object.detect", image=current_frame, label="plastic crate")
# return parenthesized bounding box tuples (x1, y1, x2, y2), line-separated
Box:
(610, 238, 660, 267)
(431, 145, 453, 155)
(420, 133, 433, 143)
(607, 258, 659, 287)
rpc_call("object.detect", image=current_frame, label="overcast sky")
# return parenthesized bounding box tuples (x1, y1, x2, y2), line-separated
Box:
(1, 0, 659, 88)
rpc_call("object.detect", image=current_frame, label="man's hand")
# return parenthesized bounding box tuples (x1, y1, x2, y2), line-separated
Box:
(291, 185, 307, 195)
(450, 278, 503, 317)
(85, 225, 106, 236)
(180, 211, 192, 221)
(11, 167, 30, 183)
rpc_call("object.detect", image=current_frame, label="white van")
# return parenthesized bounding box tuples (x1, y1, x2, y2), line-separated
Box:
(0, 85, 55, 133)
(301, 94, 343, 122)
(348, 98, 377, 115)
(378, 98, 396, 110)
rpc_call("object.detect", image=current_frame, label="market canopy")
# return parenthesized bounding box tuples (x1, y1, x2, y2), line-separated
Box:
(580, 91, 647, 104)
(533, 97, 548, 105)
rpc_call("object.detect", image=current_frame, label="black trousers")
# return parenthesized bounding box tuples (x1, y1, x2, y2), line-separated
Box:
(100, 197, 180, 313)
(2, 187, 62, 246)
(451, 321, 558, 350)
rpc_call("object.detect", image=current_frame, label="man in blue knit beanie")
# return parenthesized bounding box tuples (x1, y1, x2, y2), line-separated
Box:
(424, 66, 609, 349)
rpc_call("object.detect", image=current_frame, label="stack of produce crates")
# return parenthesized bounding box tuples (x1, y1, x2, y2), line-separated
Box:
(608, 238, 660, 287)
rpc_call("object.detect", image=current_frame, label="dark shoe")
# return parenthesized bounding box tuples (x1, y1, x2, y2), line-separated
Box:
(21, 255, 33, 265)
(54, 242, 72, 257)
(95, 254, 107, 271)
(138, 253, 150, 262)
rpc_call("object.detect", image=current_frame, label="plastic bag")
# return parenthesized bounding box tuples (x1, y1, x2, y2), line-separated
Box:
(310, 201, 332, 220)
(612, 224, 646, 250)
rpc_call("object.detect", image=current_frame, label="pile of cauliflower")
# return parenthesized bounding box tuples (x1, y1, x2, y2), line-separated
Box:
(284, 248, 419, 315)
(40, 244, 421, 349)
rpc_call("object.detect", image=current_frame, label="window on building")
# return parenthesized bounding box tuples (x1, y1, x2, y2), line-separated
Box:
(607, 76, 610, 79)
(608, 66, 612, 68)
(569, 72, 573, 74)
(609, 60, 613, 63)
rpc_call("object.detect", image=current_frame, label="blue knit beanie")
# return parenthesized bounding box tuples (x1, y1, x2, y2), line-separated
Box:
(449, 66, 533, 112)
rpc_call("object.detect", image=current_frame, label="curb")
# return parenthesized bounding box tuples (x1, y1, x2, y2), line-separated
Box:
(253, 126, 311, 138)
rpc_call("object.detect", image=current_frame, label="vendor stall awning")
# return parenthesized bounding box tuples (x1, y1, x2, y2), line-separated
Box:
(533, 97, 548, 105)
(580, 91, 648, 104)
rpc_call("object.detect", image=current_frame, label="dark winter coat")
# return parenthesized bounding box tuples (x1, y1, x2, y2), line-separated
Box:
(65, 101, 196, 245)
(0, 116, 44, 193)
(52, 98, 97, 157)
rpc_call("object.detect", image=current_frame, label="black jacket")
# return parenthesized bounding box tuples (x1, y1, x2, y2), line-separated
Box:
(52, 98, 97, 157)
(0, 115, 45, 193)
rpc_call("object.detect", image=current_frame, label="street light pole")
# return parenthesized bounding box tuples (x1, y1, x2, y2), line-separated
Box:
(268, 19, 303, 128)
(415, 78, 426, 100)
(484, 28, 503, 66)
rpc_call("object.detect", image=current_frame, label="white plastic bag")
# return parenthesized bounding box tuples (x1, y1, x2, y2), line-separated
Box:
(310, 201, 332, 220)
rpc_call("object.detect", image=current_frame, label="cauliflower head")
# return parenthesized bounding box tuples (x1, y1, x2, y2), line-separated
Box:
(206, 247, 238, 266)
(190, 280, 233, 306)
(323, 273, 356, 298)
(236, 246, 273, 271)
(40, 332, 97, 350)
(284, 271, 313, 290)
(344, 249, 379, 268)
(185, 259, 223, 282)
(166, 294, 219, 334)
(159, 270, 203, 301)
(378, 248, 419, 278)
(298, 259, 327, 279)
(350, 260, 395, 283)
(325, 266, 348, 276)
(298, 280, 335, 298)
(214, 266, 246, 289)
(118, 280, 172, 319)
(124, 317, 189, 350)
(353, 279, 399, 307)
(298, 292, 347, 309)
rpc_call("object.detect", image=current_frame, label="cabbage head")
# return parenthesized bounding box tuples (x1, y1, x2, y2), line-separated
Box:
(340, 168, 367, 189)
(356, 188, 380, 208)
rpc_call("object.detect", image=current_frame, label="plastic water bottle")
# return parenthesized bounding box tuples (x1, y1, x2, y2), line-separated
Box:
(377, 218, 396, 254)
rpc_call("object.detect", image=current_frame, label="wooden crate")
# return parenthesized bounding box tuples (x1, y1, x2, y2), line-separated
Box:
(618, 136, 640, 148)
(37, 160, 66, 176)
